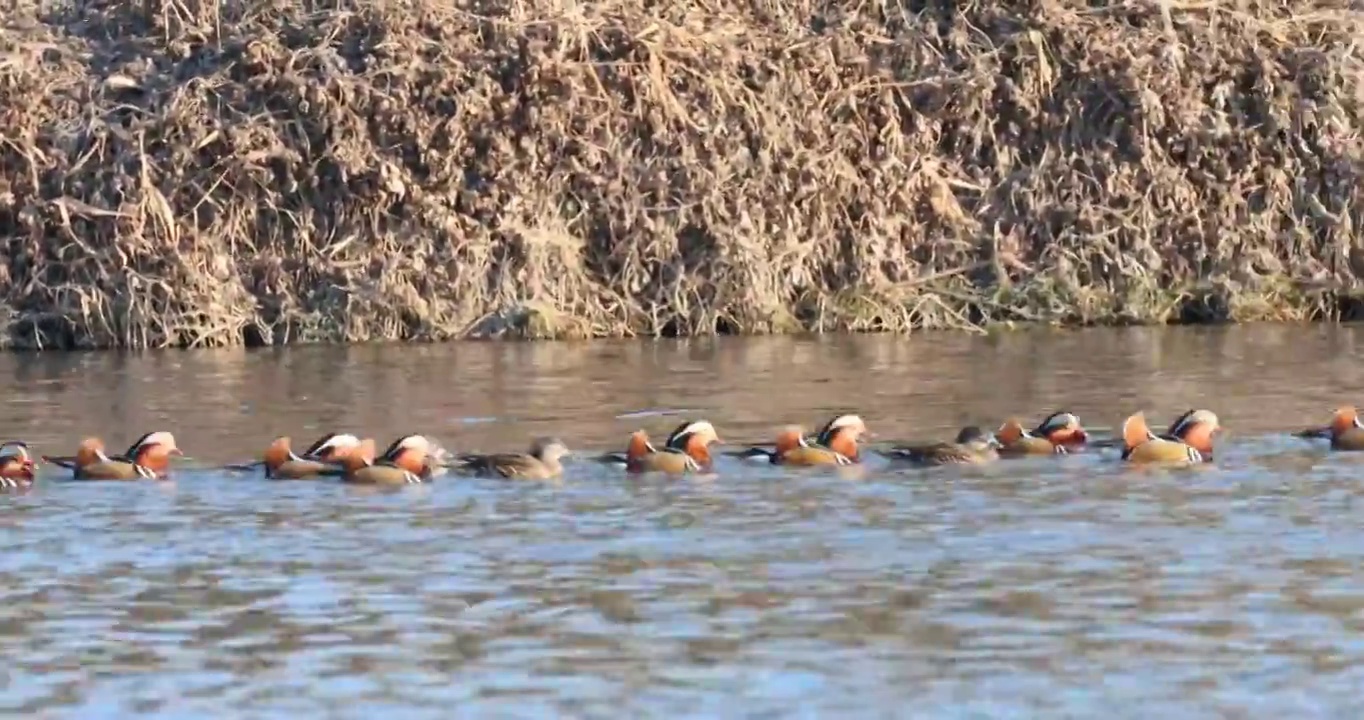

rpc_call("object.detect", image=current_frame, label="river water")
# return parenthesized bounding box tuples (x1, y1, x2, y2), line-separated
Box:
(2, 325, 1364, 717)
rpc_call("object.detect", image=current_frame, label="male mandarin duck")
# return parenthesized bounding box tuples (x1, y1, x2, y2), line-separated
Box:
(882, 426, 1000, 466)
(335, 438, 426, 485)
(1120, 413, 1202, 465)
(43, 431, 183, 480)
(1030, 411, 1089, 449)
(995, 418, 1070, 456)
(624, 420, 721, 475)
(0, 441, 37, 488)
(455, 437, 571, 480)
(258, 432, 363, 479)
(812, 414, 872, 462)
(769, 426, 854, 466)
(1161, 409, 1221, 460)
(1325, 406, 1364, 451)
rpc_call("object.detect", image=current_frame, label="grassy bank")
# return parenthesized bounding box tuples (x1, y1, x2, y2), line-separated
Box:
(1, 0, 1362, 349)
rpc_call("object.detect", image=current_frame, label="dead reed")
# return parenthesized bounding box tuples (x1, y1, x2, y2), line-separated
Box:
(0, 0, 1361, 348)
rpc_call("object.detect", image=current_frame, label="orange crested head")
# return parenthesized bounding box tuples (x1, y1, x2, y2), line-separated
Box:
(1330, 406, 1360, 438)
(996, 419, 1028, 445)
(381, 434, 432, 475)
(1120, 412, 1154, 452)
(626, 430, 654, 462)
(263, 436, 293, 470)
(774, 426, 807, 455)
(75, 437, 107, 468)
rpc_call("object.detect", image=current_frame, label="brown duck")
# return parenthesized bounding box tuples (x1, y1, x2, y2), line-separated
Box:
(995, 419, 1069, 457)
(1120, 413, 1202, 465)
(769, 426, 854, 466)
(44, 432, 183, 480)
(259, 432, 363, 479)
(456, 438, 571, 480)
(883, 426, 1000, 466)
(1327, 406, 1364, 451)
(1162, 409, 1221, 460)
(0, 441, 36, 488)
(624, 419, 721, 475)
(336, 438, 426, 485)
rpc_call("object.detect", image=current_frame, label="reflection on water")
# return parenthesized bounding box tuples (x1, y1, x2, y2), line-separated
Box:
(1, 325, 1364, 715)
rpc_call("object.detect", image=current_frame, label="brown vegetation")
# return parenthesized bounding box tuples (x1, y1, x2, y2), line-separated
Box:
(0, 0, 1362, 349)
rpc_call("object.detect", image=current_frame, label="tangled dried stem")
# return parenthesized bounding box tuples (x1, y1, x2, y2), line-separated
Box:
(0, 0, 1361, 348)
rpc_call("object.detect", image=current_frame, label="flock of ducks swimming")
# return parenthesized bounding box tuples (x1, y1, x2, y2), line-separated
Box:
(0, 405, 1360, 488)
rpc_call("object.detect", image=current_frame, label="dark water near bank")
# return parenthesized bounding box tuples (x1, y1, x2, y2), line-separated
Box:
(4, 325, 1364, 717)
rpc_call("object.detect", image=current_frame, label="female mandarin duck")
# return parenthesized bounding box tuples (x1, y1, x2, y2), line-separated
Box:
(1161, 409, 1221, 460)
(257, 432, 363, 479)
(1120, 413, 1202, 465)
(624, 420, 721, 474)
(1030, 411, 1089, 449)
(335, 438, 427, 485)
(769, 426, 854, 466)
(883, 426, 1000, 466)
(455, 438, 572, 480)
(995, 419, 1070, 456)
(43, 431, 183, 480)
(0, 441, 37, 488)
(1324, 406, 1364, 451)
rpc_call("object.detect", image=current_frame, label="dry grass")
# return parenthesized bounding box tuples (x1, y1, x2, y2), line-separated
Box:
(0, 0, 1361, 348)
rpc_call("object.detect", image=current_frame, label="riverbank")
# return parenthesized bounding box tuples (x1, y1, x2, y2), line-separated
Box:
(1, 0, 1361, 349)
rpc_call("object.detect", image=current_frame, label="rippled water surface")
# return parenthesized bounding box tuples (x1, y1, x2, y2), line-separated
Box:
(4, 325, 1364, 717)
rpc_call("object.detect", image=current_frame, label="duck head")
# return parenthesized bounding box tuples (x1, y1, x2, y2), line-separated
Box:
(1167, 409, 1221, 456)
(126, 431, 183, 474)
(1120, 412, 1159, 453)
(773, 426, 808, 456)
(263, 436, 296, 473)
(379, 434, 432, 475)
(300, 432, 363, 461)
(340, 438, 379, 474)
(75, 437, 110, 468)
(0, 442, 35, 481)
(626, 430, 656, 464)
(1330, 406, 1362, 439)
(817, 414, 870, 460)
(666, 420, 721, 465)
(530, 437, 572, 465)
(955, 425, 1001, 452)
(1033, 411, 1088, 447)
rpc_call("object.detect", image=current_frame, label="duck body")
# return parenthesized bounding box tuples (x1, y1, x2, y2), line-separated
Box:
(995, 419, 1068, 457)
(457, 438, 570, 480)
(768, 427, 853, 467)
(336, 438, 426, 485)
(261, 433, 363, 479)
(884, 426, 1000, 466)
(47, 433, 182, 481)
(623, 420, 721, 475)
(1120, 413, 1202, 465)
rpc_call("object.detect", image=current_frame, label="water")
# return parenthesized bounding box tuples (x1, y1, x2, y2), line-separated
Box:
(3, 325, 1364, 717)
